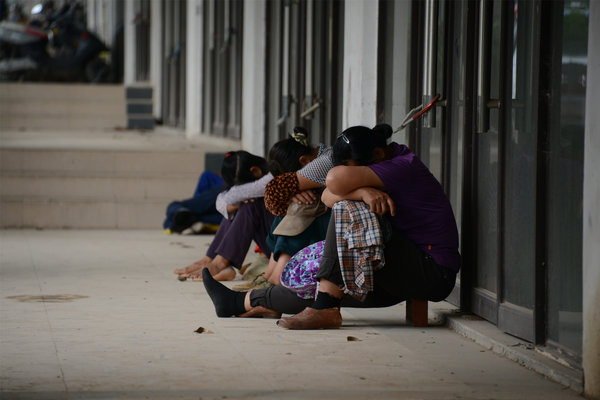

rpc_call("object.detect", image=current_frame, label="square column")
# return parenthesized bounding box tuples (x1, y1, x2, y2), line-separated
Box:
(342, 0, 379, 128)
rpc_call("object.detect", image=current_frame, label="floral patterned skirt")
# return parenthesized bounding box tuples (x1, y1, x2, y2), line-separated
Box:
(280, 240, 325, 299)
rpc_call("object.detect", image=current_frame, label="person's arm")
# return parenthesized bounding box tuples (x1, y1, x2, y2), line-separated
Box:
(215, 191, 236, 218)
(297, 148, 334, 187)
(325, 165, 386, 194)
(292, 147, 332, 204)
(323, 166, 395, 216)
(321, 187, 363, 207)
(291, 173, 323, 204)
(321, 187, 395, 216)
(297, 173, 324, 190)
(219, 173, 273, 206)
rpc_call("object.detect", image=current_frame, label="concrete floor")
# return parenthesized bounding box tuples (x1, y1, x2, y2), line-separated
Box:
(0, 229, 583, 400)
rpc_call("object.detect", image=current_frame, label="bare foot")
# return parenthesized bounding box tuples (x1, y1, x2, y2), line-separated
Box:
(173, 256, 212, 276)
(189, 266, 237, 281)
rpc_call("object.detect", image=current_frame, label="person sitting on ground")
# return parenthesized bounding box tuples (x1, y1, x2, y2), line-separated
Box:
(163, 170, 225, 234)
(243, 128, 334, 289)
(174, 126, 329, 283)
(173, 151, 275, 281)
(201, 124, 461, 326)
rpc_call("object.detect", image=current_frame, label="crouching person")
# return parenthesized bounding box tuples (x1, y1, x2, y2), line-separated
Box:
(202, 124, 461, 328)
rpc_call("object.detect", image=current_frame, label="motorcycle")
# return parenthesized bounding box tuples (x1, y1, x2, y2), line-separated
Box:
(0, 2, 110, 82)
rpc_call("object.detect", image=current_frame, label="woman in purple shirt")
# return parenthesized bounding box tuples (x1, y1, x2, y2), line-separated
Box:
(202, 124, 460, 327)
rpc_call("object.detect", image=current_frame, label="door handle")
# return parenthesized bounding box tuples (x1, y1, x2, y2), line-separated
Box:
(476, 0, 503, 133)
(219, 0, 231, 53)
(300, 98, 321, 119)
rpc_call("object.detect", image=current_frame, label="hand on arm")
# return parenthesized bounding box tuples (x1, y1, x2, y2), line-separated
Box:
(226, 203, 241, 215)
(220, 173, 272, 205)
(323, 165, 395, 216)
(322, 187, 395, 216)
(292, 190, 317, 204)
(357, 187, 396, 216)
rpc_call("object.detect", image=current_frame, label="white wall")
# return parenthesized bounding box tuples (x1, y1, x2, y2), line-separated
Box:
(123, 0, 136, 85)
(342, 0, 379, 129)
(582, 1, 600, 397)
(86, 0, 114, 47)
(150, 0, 163, 120)
(241, 0, 267, 156)
(185, 0, 203, 137)
(389, 0, 412, 145)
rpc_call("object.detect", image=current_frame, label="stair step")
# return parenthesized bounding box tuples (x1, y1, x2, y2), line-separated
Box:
(0, 101, 125, 116)
(0, 83, 127, 130)
(0, 83, 126, 101)
(0, 149, 205, 177)
(0, 176, 197, 201)
(1, 198, 167, 229)
(0, 128, 240, 229)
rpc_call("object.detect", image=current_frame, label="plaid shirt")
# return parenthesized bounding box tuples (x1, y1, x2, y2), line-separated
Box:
(333, 201, 389, 301)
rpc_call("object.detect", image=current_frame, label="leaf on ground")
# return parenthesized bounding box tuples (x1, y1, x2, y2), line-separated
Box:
(194, 327, 215, 334)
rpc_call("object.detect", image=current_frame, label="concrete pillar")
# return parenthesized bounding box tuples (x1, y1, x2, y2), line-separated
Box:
(86, 0, 96, 35)
(583, 1, 600, 398)
(241, 0, 267, 156)
(150, 0, 163, 120)
(389, 0, 411, 145)
(342, 0, 379, 128)
(186, 0, 204, 138)
(123, 0, 136, 85)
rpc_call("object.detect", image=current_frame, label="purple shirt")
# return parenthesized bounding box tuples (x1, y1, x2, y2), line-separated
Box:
(369, 143, 461, 271)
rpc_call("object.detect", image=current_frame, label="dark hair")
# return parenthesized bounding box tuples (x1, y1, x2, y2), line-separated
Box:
(267, 126, 313, 175)
(221, 151, 269, 190)
(332, 124, 393, 166)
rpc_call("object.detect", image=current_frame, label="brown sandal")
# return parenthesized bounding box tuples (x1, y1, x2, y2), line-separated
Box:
(277, 307, 342, 329)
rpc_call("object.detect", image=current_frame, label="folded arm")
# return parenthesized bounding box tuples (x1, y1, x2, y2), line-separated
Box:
(216, 173, 273, 218)
(322, 166, 395, 216)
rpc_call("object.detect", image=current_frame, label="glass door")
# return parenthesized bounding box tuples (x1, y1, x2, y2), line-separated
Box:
(417, 0, 586, 355)
(542, 0, 587, 359)
(470, 0, 540, 342)
(470, 0, 503, 327)
(498, 0, 539, 342)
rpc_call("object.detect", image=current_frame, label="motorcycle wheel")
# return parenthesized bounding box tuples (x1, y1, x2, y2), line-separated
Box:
(84, 57, 109, 83)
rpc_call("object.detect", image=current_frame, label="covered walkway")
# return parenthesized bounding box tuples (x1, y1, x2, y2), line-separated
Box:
(0, 229, 582, 399)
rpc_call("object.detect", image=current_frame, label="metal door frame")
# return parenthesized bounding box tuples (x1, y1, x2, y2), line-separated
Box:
(265, 0, 343, 153)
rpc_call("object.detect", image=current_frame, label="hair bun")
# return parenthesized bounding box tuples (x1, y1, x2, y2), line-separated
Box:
(373, 123, 393, 140)
(290, 128, 309, 146)
(293, 126, 307, 135)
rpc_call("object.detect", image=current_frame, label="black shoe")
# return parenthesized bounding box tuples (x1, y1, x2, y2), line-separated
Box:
(171, 209, 198, 233)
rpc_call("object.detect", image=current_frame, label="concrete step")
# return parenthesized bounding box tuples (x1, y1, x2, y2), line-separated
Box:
(0, 197, 168, 229)
(0, 176, 195, 202)
(0, 100, 124, 116)
(0, 149, 204, 178)
(0, 83, 127, 130)
(0, 148, 213, 229)
(0, 126, 240, 229)
(1, 116, 125, 130)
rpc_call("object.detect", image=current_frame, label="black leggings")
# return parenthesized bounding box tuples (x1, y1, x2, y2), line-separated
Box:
(250, 212, 457, 314)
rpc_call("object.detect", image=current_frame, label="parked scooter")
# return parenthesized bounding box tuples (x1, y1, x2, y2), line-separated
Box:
(0, 2, 110, 82)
